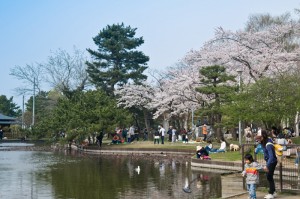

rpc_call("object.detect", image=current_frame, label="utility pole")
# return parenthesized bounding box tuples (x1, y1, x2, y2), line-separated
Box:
(237, 69, 243, 145)
(32, 77, 35, 126)
(22, 95, 24, 129)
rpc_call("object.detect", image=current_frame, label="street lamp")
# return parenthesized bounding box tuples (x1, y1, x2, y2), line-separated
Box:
(191, 106, 194, 129)
(237, 69, 243, 145)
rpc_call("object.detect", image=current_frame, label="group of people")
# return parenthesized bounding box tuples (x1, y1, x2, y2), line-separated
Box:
(110, 125, 142, 144)
(109, 125, 196, 145)
(166, 126, 193, 143)
(196, 138, 227, 158)
(154, 126, 193, 144)
(154, 125, 165, 144)
(196, 138, 228, 160)
(195, 128, 279, 199)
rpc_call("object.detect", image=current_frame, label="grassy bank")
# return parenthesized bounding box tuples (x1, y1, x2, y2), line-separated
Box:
(96, 136, 300, 161)
(95, 139, 243, 161)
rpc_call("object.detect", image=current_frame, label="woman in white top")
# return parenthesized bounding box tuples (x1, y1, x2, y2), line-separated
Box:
(210, 138, 226, 153)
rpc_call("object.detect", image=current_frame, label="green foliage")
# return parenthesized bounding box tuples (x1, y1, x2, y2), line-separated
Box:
(0, 95, 21, 117)
(25, 91, 59, 125)
(86, 23, 149, 95)
(34, 90, 133, 141)
(196, 65, 236, 130)
(225, 74, 300, 128)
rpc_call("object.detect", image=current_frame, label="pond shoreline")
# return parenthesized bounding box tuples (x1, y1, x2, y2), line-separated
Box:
(2, 141, 299, 198)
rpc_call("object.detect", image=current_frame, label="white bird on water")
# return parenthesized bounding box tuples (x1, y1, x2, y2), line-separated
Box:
(135, 166, 140, 174)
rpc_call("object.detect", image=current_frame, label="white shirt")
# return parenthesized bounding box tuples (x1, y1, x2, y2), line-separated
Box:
(172, 129, 176, 136)
(159, 127, 165, 136)
(129, 126, 135, 135)
(219, 141, 226, 150)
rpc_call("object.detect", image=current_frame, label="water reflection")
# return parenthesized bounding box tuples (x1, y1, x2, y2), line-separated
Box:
(0, 142, 34, 149)
(0, 146, 240, 199)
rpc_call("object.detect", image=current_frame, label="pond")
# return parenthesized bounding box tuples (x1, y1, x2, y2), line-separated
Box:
(0, 142, 244, 199)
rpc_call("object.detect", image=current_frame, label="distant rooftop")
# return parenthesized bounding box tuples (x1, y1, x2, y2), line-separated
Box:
(0, 113, 16, 120)
(0, 113, 17, 125)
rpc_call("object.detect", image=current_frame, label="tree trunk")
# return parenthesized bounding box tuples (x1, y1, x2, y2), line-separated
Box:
(143, 108, 151, 134)
(231, 127, 237, 141)
(184, 114, 188, 130)
(215, 113, 222, 140)
(163, 113, 169, 130)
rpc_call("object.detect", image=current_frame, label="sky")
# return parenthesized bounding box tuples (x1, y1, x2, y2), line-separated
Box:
(1, 0, 300, 107)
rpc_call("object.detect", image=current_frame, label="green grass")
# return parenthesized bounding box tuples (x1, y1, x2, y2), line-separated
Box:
(86, 136, 300, 162)
(96, 139, 246, 161)
(101, 140, 198, 150)
(291, 136, 300, 144)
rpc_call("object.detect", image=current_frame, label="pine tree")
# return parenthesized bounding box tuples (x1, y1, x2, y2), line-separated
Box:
(0, 95, 21, 117)
(86, 23, 149, 95)
(196, 65, 236, 139)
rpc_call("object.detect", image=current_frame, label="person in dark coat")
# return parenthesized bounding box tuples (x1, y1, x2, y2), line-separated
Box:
(96, 131, 104, 147)
(196, 146, 209, 158)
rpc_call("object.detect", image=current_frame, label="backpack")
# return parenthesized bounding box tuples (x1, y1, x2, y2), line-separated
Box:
(266, 142, 284, 156)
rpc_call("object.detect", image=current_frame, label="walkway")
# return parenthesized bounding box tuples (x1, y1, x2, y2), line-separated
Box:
(225, 191, 299, 199)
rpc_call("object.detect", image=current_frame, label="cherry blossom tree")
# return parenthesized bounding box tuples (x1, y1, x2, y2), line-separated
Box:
(184, 19, 300, 135)
(185, 22, 300, 84)
(114, 83, 154, 132)
(115, 62, 204, 131)
(116, 13, 300, 136)
(148, 62, 204, 130)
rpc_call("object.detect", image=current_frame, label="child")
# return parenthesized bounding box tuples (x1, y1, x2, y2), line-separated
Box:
(242, 154, 262, 199)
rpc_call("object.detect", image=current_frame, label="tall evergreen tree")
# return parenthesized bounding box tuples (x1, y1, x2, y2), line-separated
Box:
(86, 23, 149, 95)
(196, 65, 236, 139)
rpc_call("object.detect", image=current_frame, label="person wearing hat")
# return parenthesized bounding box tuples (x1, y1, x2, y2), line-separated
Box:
(196, 145, 209, 158)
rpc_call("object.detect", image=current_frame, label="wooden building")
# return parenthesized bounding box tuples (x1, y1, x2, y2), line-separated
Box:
(0, 113, 17, 128)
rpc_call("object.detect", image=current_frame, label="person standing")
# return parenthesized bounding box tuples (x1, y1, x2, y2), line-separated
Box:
(172, 127, 177, 142)
(122, 128, 128, 142)
(154, 129, 160, 144)
(143, 128, 148, 141)
(127, 127, 132, 143)
(202, 124, 207, 141)
(134, 128, 139, 141)
(242, 154, 263, 199)
(256, 130, 277, 199)
(159, 125, 165, 144)
(129, 125, 135, 142)
(167, 126, 172, 142)
(96, 131, 104, 147)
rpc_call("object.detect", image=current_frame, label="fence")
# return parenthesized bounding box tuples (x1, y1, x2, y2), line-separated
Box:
(242, 144, 300, 192)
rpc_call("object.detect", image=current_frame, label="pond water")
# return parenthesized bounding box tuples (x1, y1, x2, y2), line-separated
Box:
(0, 143, 244, 199)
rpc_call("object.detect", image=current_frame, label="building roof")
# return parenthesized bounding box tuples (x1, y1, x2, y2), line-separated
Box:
(0, 113, 16, 121)
(0, 113, 18, 125)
